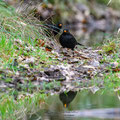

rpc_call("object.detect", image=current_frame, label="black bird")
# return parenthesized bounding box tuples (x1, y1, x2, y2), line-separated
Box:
(59, 29, 83, 50)
(52, 22, 62, 36)
(45, 22, 62, 36)
(59, 91, 77, 108)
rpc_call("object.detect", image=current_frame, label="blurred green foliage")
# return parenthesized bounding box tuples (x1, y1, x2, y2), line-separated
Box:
(96, 0, 120, 9)
(43, 0, 120, 10)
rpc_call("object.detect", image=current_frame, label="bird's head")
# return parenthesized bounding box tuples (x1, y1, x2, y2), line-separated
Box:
(63, 29, 69, 33)
(57, 23, 62, 28)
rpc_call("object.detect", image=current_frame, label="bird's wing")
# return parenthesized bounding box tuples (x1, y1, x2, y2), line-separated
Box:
(66, 34, 77, 44)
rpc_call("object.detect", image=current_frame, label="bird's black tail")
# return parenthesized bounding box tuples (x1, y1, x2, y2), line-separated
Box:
(77, 42, 84, 46)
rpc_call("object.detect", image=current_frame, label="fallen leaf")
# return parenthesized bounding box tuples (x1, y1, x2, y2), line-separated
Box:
(45, 46, 52, 52)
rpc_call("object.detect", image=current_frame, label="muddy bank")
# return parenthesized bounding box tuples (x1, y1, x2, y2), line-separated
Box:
(1, 0, 120, 96)
(0, 40, 118, 95)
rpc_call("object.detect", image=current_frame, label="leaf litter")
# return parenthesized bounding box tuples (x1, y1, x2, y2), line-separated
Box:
(0, 35, 120, 97)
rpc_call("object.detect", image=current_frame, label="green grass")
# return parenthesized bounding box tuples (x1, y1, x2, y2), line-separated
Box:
(0, 1, 61, 119)
(92, 36, 120, 92)
(0, 0, 60, 69)
(0, 92, 46, 120)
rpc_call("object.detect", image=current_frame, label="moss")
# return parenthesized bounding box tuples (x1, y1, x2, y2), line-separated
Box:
(102, 42, 116, 54)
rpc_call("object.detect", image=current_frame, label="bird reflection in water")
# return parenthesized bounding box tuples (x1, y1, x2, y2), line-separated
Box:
(59, 91, 77, 108)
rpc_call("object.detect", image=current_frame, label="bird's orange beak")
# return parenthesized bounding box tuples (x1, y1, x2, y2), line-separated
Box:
(59, 24, 62, 26)
(64, 30, 67, 33)
(64, 104, 67, 108)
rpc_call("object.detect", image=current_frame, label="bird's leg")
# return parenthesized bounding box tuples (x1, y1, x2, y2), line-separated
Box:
(72, 51, 75, 57)
(71, 48, 74, 57)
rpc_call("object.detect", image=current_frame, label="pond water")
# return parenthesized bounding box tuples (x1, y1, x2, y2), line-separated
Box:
(28, 90, 120, 120)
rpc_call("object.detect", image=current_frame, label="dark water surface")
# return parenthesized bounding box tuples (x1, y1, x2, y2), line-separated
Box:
(28, 90, 120, 120)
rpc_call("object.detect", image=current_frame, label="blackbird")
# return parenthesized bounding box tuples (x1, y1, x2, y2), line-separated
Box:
(52, 22, 62, 36)
(59, 29, 83, 50)
(59, 91, 77, 108)
(45, 22, 62, 36)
